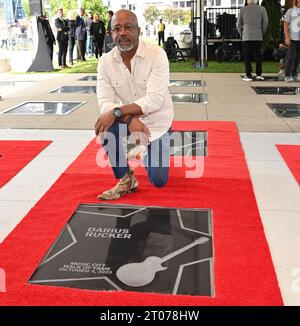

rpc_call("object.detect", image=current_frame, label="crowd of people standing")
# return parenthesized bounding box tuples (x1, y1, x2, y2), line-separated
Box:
(37, 7, 113, 69)
(237, 0, 299, 82)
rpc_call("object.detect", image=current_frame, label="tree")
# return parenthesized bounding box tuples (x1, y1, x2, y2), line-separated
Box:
(180, 10, 191, 26)
(81, 0, 107, 21)
(163, 8, 179, 24)
(162, 8, 191, 25)
(143, 6, 160, 25)
(49, 0, 107, 23)
(21, 0, 30, 18)
(49, 0, 77, 16)
(261, 0, 281, 52)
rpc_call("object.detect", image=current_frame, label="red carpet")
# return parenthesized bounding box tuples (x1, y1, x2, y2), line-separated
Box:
(0, 122, 282, 305)
(277, 145, 300, 185)
(0, 141, 51, 188)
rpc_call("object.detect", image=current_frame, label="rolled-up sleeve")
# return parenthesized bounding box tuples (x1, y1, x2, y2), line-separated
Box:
(96, 57, 121, 114)
(134, 49, 170, 116)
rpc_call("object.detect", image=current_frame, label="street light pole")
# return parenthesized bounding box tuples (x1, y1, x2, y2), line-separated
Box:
(200, 0, 206, 68)
(193, 0, 207, 69)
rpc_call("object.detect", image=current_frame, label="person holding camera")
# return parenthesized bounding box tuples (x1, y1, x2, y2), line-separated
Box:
(54, 8, 69, 69)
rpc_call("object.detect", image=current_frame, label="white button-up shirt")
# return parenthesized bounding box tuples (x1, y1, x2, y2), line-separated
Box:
(97, 40, 174, 141)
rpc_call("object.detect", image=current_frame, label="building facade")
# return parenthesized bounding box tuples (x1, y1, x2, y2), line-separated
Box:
(0, 0, 25, 25)
(102, 0, 285, 11)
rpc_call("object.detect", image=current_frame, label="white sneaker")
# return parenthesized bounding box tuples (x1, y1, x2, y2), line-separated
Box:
(242, 76, 252, 82)
(292, 76, 300, 82)
(284, 76, 293, 83)
(256, 76, 264, 81)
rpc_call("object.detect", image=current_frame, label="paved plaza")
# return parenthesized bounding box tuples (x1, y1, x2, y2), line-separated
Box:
(0, 71, 299, 305)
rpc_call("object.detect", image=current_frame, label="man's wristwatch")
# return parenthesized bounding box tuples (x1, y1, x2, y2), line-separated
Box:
(113, 107, 123, 120)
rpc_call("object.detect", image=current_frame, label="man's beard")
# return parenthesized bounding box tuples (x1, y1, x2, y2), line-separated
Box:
(117, 37, 134, 52)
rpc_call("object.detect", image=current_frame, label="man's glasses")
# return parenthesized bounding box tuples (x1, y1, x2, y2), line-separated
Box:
(111, 24, 137, 34)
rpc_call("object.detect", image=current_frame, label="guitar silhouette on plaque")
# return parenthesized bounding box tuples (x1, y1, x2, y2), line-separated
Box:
(116, 237, 209, 287)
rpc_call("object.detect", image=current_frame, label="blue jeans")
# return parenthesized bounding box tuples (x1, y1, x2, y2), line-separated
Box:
(101, 122, 170, 187)
(86, 35, 94, 56)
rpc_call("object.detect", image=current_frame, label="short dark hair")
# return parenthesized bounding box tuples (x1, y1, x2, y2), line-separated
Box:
(107, 10, 114, 16)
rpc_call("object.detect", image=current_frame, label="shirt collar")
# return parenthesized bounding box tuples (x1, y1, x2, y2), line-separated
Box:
(113, 40, 146, 63)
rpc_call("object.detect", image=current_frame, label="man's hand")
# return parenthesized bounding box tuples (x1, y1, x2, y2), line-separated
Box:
(128, 118, 151, 145)
(94, 110, 115, 135)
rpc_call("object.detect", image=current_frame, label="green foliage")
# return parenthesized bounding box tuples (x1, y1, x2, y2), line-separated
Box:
(143, 5, 191, 26)
(82, 0, 107, 22)
(143, 6, 160, 25)
(163, 8, 178, 24)
(181, 10, 192, 26)
(262, 0, 282, 51)
(56, 57, 98, 73)
(21, 0, 30, 18)
(48, 0, 107, 23)
(163, 8, 191, 25)
(49, 0, 77, 15)
(39, 57, 280, 74)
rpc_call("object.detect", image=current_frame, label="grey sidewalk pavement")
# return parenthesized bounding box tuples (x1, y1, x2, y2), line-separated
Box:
(0, 72, 300, 132)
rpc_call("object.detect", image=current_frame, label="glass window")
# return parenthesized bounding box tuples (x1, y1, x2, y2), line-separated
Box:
(186, 1, 191, 7)
(238, 0, 243, 5)
(173, 1, 178, 8)
(231, 0, 236, 7)
(216, 0, 221, 5)
(180, 1, 185, 7)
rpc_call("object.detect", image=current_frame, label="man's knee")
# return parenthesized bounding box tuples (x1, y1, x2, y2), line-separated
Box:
(107, 121, 119, 134)
(101, 122, 120, 146)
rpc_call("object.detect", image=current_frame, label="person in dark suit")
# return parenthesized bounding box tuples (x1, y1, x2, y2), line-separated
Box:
(107, 10, 114, 35)
(66, 13, 76, 66)
(91, 13, 106, 59)
(75, 7, 87, 61)
(54, 8, 69, 68)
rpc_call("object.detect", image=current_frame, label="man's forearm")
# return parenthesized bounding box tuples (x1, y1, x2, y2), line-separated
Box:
(119, 103, 144, 117)
(107, 103, 143, 123)
(99, 103, 143, 124)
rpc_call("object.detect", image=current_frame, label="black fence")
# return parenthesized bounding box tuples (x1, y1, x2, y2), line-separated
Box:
(205, 7, 241, 40)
